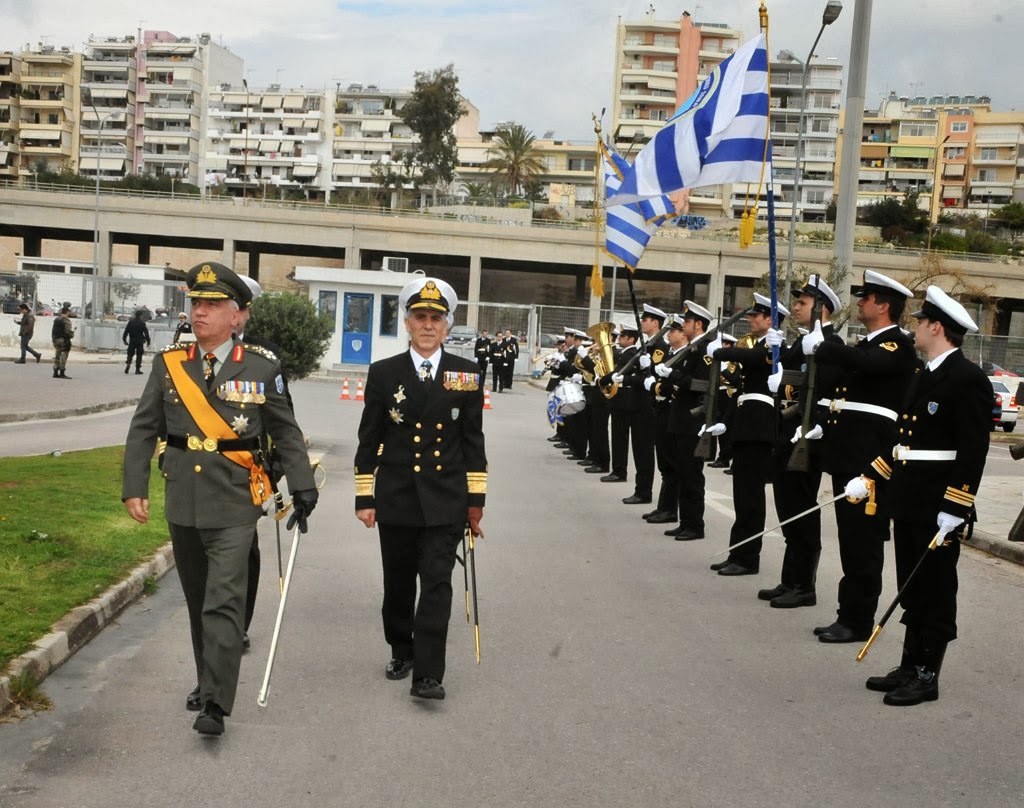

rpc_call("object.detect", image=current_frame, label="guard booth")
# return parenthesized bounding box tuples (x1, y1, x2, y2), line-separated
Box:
(293, 266, 417, 371)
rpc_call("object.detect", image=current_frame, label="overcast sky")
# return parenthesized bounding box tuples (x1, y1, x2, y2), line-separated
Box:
(3, 0, 1021, 140)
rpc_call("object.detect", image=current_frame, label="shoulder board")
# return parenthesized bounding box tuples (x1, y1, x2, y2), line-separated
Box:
(243, 343, 279, 363)
(880, 341, 898, 352)
(160, 343, 188, 354)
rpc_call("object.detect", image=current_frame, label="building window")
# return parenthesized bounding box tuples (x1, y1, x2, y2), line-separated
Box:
(979, 148, 998, 161)
(950, 121, 968, 133)
(318, 290, 337, 330)
(900, 122, 937, 138)
(977, 169, 996, 182)
(379, 294, 399, 336)
(945, 146, 965, 159)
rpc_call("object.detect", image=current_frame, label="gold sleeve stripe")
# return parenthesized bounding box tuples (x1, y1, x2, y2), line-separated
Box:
(944, 487, 975, 506)
(466, 472, 488, 495)
(871, 457, 893, 480)
(377, 443, 384, 456)
(355, 472, 375, 497)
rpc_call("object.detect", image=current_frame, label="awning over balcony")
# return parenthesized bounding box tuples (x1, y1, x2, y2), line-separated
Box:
(292, 164, 318, 177)
(88, 87, 129, 99)
(890, 145, 932, 159)
(943, 163, 965, 178)
(646, 76, 677, 92)
(26, 129, 62, 141)
(941, 186, 963, 199)
(80, 157, 125, 171)
(206, 156, 228, 170)
(146, 134, 190, 145)
(172, 67, 195, 81)
(261, 95, 282, 109)
(283, 95, 305, 109)
(283, 118, 304, 129)
(361, 119, 391, 133)
(279, 140, 295, 154)
(258, 140, 281, 153)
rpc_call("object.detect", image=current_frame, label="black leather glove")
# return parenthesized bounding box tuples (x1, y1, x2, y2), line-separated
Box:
(286, 489, 318, 534)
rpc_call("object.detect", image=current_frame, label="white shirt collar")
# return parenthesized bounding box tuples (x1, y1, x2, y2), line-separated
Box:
(926, 347, 958, 372)
(409, 346, 443, 379)
(866, 323, 899, 342)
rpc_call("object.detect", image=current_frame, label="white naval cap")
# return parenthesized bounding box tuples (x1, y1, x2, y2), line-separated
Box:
(571, 328, 589, 338)
(793, 274, 841, 313)
(641, 304, 667, 323)
(682, 299, 713, 324)
(721, 332, 738, 343)
(749, 292, 790, 318)
(240, 274, 262, 303)
(851, 269, 912, 299)
(911, 285, 978, 335)
(399, 276, 458, 315)
(667, 313, 686, 330)
(618, 321, 639, 335)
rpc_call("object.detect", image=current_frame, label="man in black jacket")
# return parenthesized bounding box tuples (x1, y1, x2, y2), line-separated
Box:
(354, 277, 487, 701)
(804, 270, 917, 643)
(122, 309, 151, 375)
(850, 286, 990, 705)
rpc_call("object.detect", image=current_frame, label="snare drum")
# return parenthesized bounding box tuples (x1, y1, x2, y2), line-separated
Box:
(555, 380, 586, 415)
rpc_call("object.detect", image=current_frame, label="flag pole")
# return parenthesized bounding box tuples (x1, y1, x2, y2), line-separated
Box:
(590, 112, 606, 301)
(760, 2, 779, 366)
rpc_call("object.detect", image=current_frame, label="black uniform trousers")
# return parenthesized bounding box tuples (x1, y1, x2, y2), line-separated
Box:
(609, 410, 630, 478)
(727, 442, 773, 569)
(613, 401, 654, 497)
(491, 362, 503, 392)
(894, 518, 960, 644)
(378, 522, 463, 682)
(771, 441, 823, 588)
(586, 388, 610, 469)
(125, 341, 145, 370)
(716, 395, 737, 464)
(169, 521, 255, 714)
(672, 432, 705, 531)
(502, 360, 514, 389)
(563, 410, 588, 459)
(830, 472, 888, 633)
(244, 530, 259, 632)
(653, 403, 678, 516)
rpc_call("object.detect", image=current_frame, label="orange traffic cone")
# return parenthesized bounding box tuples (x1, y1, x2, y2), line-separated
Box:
(355, 379, 364, 401)
(339, 378, 350, 400)
(483, 386, 492, 410)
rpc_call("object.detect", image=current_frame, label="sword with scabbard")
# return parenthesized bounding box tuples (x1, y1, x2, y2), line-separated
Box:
(694, 308, 723, 461)
(787, 276, 823, 473)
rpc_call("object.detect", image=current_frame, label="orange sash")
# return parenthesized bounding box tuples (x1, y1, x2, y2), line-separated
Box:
(164, 350, 272, 506)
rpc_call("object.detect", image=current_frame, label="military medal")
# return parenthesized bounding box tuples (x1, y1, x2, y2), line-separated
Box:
(231, 414, 250, 434)
(389, 407, 404, 424)
(394, 385, 407, 403)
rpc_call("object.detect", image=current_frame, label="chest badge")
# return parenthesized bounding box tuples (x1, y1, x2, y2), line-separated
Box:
(231, 414, 249, 434)
(394, 385, 406, 403)
(451, 408, 460, 421)
(927, 401, 939, 415)
(389, 407, 404, 424)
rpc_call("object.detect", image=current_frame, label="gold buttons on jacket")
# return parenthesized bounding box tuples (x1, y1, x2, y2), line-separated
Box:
(414, 465, 421, 472)
(413, 436, 421, 443)
(436, 465, 442, 471)
(434, 450, 440, 457)
(436, 423, 443, 429)
(194, 465, 202, 473)
(415, 422, 422, 428)
(435, 437, 442, 443)
(415, 452, 422, 459)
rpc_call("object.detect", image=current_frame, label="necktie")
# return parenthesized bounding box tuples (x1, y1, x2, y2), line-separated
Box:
(419, 359, 432, 383)
(204, 352, 217, 390)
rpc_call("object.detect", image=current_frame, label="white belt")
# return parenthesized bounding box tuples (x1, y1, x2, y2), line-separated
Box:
(893, 446, 956, 462)
(818, 398, 897, 422)
(738, 393, 775, 407)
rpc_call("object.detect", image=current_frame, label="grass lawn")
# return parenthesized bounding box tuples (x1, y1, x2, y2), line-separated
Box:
(0, 447, 169, 672)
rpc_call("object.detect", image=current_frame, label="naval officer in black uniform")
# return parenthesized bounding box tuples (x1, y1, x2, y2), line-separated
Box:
(354, 277, 488, 701)
(849, 286, 990, 705)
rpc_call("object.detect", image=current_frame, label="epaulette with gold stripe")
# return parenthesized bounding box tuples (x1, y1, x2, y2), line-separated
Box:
(944, 486, 975, 508)
(870, 457, 893, 480)
(243, 343, 279, 363)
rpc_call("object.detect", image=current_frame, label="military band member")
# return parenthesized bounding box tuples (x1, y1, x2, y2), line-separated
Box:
(706, 294, 789, 576)
(603, 323, 642, 484)
(122, 261, 318, 736)
(576, 335, 612, 474)
(354, 277, 487, 701)
(652, 303, 713, 539)
(474, 329, 491, 376)
(758, 276, 843, 608)
(501, 329, 519, 390)
(804, 270, 917, 643)
(710, 333, 740, 471)
(489, 330, 506, 392)
(847, 286, 989, 705)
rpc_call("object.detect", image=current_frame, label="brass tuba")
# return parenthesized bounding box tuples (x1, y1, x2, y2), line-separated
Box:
(587, 322, 620, 399)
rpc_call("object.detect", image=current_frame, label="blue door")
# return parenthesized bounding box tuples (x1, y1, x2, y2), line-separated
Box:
(342, 292, 373, 364)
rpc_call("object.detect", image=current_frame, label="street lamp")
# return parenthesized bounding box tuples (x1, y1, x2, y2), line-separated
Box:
(82, 89, 124, 279)
(781, 0, 843, 301)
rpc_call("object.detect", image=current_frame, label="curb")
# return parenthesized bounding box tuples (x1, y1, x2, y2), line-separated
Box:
(0, 398, 139, 424)
(0, 543, 176, 716)
(965, 528, 1024, 565)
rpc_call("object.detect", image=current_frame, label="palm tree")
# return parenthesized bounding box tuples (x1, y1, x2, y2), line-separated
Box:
(484, 123, 545, 197)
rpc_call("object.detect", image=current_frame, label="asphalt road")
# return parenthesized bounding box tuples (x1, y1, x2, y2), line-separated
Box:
(1, 380, 1022, 808)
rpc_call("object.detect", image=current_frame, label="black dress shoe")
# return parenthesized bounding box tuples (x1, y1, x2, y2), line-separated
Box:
(709, 560, 732, 571)
(646, 512, 677, 524)
(622, 495, 652, 505)
(410, 677, 446, 700)
(385, 658, 414, 680)
(186, 686, 201, 712)
(242, 632, 251, 651)
(723, 468, 733, 475)
(600, 474, 627, 483)
(641, 509, 659, 519)
(554, 442, 569, 449)
(193, 702, 226, 736)
(664, 525, 685, 537)
(547, 436, 562, 442)
(813, 621, 842, 636)
(584, 466, 609, 474)
(709, 459, 729, 468)
(817, 624, 870, 643)
(883, 670, 939, 706)
(577, 459, 594, 466)
(770, 587, 817, 609)
(866, 666, 917, 693)
(673, 528, 705, 542)
(561, 449, 576, 455)
(758, 583, 791, 601)
(717, 562, 758, 576)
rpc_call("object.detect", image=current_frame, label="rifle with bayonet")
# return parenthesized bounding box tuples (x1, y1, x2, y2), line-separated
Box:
(787, 278, 824, 472)
(659, 306, 751, 371)
(694, 309, 724, 460)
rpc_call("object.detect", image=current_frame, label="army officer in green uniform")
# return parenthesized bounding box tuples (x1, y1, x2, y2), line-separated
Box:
(123, 261, 318, 736)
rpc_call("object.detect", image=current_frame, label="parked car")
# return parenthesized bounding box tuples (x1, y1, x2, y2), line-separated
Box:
(445, 325, 477, 344)
(980, 361, 1020, 377)
(989, 377, 1019, 432)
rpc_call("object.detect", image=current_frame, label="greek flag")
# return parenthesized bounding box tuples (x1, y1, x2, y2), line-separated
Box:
(603, 144, 677, 270)
(607, 34, 770, 207)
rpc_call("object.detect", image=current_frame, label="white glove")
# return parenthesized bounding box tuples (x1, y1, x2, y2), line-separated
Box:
(935, 511, 965, 546)
(550, 352, 565, 364)
(801, 321, 824, 356)
(655, 362, 673, 378)
(611, 373, 624, 385)
(643, 376, 657, 392)
(790, 424, 824, 443)
(705, 336, 723, 358)
(638, 353, 652, 370)
(844, 475, 870, 502)
(698, 423, 726, 437)
(570, 373, 583, 384)
(767, 367, 784, 394)
(765, 327, 786, 349)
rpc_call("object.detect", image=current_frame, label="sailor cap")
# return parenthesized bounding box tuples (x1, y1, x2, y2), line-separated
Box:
(911, 285, 978, 335)
(641, 304, 667, 323)
(747, 292, 790, 318)
(683, 300, 713, 324)
(793, 274, 841, 313)
(399, 277, 458, 315)
(851, 269, 912, 299)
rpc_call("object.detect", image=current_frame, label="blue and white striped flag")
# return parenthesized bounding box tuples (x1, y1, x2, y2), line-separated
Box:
(602, 144, 678, 270)
(607, 34, 770, 207)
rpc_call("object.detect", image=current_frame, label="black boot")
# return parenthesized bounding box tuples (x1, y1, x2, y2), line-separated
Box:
(59, 368, 71, 380)
(866, 626, 917, 692)
(125, 364, 130, 374)
(883, 640, 946, 706)
(770, 584, 816, 608)
(53, 368, 60, 379)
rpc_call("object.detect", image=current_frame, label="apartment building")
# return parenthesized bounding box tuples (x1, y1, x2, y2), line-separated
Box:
(960, 111, 1024, 219)
(80, 35, 135, 180)
(0, 52, 19, 181)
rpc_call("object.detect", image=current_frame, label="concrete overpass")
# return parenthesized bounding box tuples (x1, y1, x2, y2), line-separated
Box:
(2, 185, 1022, 330)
